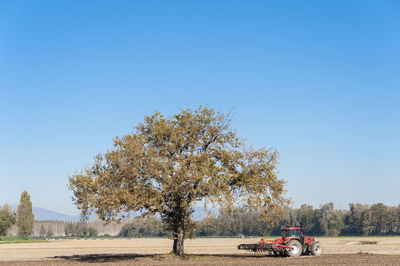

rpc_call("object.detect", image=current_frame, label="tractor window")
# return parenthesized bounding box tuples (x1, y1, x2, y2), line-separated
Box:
(290, 230, 301, 238)
(282, 230, 301, 238)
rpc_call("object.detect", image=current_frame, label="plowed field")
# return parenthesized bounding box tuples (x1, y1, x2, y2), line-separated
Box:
(1, 237, 399, 265)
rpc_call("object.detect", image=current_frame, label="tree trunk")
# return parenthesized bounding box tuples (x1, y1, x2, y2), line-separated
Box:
(172, 226, 184, 255)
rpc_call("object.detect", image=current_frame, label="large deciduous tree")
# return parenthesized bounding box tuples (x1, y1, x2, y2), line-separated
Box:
(69, 107, 287, 255)
(16, 191, 34, 237)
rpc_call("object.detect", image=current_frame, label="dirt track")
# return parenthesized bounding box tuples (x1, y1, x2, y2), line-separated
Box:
(1, 237, 400, 265)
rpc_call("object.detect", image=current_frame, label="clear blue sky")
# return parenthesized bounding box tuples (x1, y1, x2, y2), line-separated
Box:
(1, 0, 399, 215)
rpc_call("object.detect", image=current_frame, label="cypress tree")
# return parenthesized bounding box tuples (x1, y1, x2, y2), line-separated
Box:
(17, 191, 34, 237)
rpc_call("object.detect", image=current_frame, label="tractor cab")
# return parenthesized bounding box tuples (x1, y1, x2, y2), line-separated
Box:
(281, 227, 303, 240)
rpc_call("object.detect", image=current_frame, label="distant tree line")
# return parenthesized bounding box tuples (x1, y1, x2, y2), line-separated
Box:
(39, 224, 55, 237)
(119, 203, 400, 237)
(118, 216, 165, 237)
(3, 201, 400, 238)
(64, 222, 98, 237)
(196, 203, 400, 237)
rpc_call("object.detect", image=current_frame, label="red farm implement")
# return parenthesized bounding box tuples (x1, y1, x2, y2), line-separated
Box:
(238, 226, 322, 257)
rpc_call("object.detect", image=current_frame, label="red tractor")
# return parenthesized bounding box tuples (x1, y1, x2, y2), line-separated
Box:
(238, 226, 322, 257)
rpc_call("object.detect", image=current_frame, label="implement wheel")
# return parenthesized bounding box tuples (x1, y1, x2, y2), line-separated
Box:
(310, 242, 322, 256)
(286, 240, 302, 257)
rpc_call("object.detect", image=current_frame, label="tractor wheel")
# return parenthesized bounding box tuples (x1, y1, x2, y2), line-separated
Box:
(286, 240, 302, 257)
(310, 242, 323, 256)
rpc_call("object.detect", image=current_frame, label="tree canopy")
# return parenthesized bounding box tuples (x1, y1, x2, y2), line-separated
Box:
(69, 107, 288, 254)
(0, 204, 16, 236)
(16, 191, 34, 237)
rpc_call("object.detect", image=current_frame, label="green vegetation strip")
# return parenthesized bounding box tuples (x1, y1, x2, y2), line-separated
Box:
(0, 236, 48, 244)
(0, 239, 48, 244)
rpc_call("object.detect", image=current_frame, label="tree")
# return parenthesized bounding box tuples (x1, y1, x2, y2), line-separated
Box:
(118, 216, 164, 237)
(87, 227, 98, 237)
(16, 191, 34, 237)
(64, 223, 74, 236)
(370, 203, 392, 235)
(394, 205, 400, 234)
(197, 216, 218, 236)
(316, 203, 344, 236)
(63, 222, 97, 237)
(0, 204, 16, 236)
(343, 203, 369, 235)
(39, 225, 46, 237)
(296, 204, 316, 234)
(69, 107, 288, 255)
(119, 223, 136, 237)
(46, 224, 53, 237)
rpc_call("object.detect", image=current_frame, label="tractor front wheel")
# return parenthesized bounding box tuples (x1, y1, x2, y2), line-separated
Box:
(286, 240, 302, 257)
(310, 242, 322, 256)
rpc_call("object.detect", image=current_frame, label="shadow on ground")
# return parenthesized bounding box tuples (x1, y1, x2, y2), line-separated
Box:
(54, 253, 274, 263)
(54, 254, 156, 263)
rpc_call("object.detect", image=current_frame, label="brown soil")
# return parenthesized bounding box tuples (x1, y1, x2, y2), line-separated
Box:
(0, 254, 399, 265)
(1, 237, 400, 265)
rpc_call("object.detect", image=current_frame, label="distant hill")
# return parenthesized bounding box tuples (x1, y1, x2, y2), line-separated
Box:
(32, 207, 80, 222)
(9, 205, 79, 222)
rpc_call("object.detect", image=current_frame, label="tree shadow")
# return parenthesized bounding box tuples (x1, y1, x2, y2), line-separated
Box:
(53, 253, 277, 263)
(54, 253, 157, 263)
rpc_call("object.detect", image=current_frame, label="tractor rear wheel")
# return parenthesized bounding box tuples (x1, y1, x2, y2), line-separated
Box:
(286, 240, 302, 257)
(310, 242, 322, 256)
